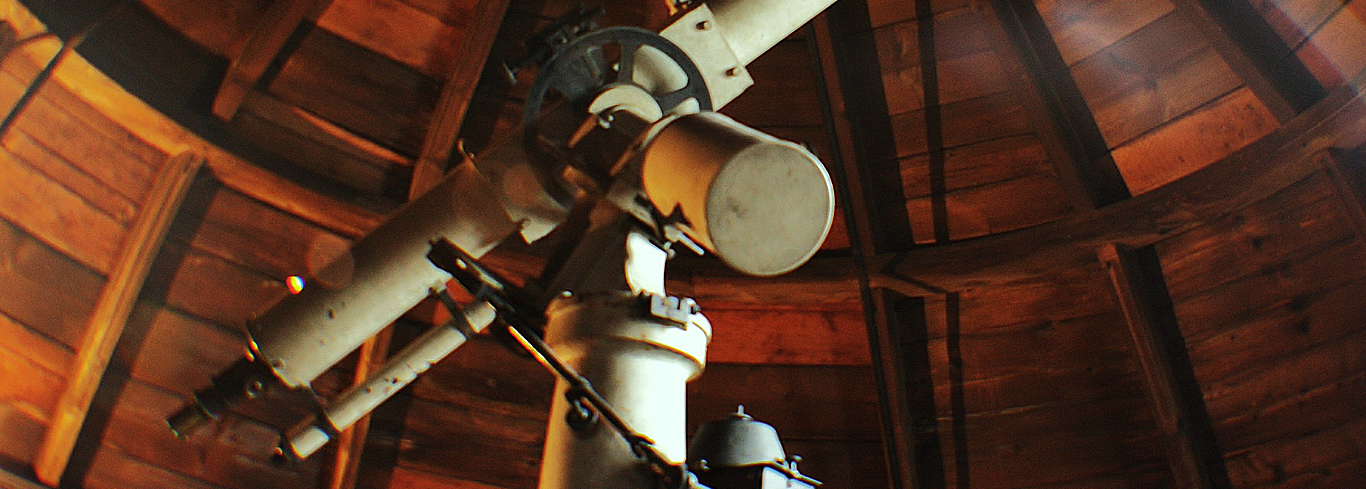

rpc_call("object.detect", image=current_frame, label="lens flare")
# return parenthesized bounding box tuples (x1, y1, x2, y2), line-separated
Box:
(286, 275, 305, 294)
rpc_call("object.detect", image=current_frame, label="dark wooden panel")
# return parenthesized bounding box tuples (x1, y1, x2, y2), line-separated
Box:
(1071, 12, 1242, 149)
(1205, 329, 1366, 451)
(269, 28, 440, 158)
(704, 306, 871, 366)
(874, 7, 1012, 114)
(889, 90, 1033, 160)
(721, 40, 823, 127)
(782, 439, 888, 488)
(0, 218, 104, 348)
(687, 364, 881, 442)
(1157, 172, 1347, 302)
(137, 0, 274, 58)
(143, 240, 288, 327)
(316, 0, 476, 79)
(1033, 0, 1173, 65)
(381, 398, 543, 489)
(170, 182, 354, 282)
(898, 134, 1052, 200)
(1225, 414, 1366, 488)
(904, 172, 1073, 243)
(231, 94, 410, 200)
(954, 397, 1168, 489)
(1188, 275, 1366, 386)
(936, 264, 1118, 334)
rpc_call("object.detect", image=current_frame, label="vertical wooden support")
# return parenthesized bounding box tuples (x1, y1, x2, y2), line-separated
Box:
(34, 152, 206, 487)
(1167, 0, 1326, 122)
(409, 0, 514, 198)
(212, 0, 332, 121)
(812, 0, 942, 485)
(1098, 243, 1231, 489)
(325, 327, 392, 489)
(329, 6, 513, 486)
(987, 0, 1130, 210)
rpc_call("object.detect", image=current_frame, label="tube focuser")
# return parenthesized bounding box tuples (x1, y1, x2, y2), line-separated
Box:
(279, 301, 498, 460)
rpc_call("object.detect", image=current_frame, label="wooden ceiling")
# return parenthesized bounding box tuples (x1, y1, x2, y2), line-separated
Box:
(1, 0, 1366, 488)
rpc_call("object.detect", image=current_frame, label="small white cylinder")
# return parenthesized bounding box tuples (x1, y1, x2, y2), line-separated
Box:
(281, 302, 498, 460)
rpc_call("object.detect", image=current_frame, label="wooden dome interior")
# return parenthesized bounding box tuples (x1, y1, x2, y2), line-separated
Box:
(1, 0, 1365, 488)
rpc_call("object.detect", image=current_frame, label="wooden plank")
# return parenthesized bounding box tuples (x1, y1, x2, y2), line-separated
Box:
(212, 0, 332, 120)
(688, 363, 882, 442)
(903, 172, 1073, 243)
(704, 306, 871, 365)
(410, 0, 512, 199)
(317, 0, 474, 79)
(1033, 0, 1173, 65)
(1168, 0, 1327, 121)
(1069, 12, 1242, 150)
(988, 0, 1130, 209)
(889, 89, 1034, 161)
(0, 22, 384, 239)
(0, 141, 127, 273)
(1099, 243, 1231, 489)
(0, 218, 104, 348)
(269, 28, 440, 158)
(34, 152, 204, 486)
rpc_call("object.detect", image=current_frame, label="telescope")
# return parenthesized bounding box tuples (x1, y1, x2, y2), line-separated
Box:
(168, 0, 838, 487)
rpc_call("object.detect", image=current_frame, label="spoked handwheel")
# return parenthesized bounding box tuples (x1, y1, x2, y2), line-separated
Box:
(522, 26, 711, 163)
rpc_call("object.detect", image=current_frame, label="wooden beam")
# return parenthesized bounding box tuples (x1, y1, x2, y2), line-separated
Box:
(0, 466, 46, 489)
(1098, 243, 1231, 489)
(409, 0, 513, 198)
(873, 65, 1366, 291)
(813, 0, 943, 485)
(1168, 0, 1326, 122)
(212, 0, 332, 121)
(987, 0, 1130, 209)
(33, 152, 205, 487)
(1319, 147, 1366, 240)
(326, 325, 392, 489)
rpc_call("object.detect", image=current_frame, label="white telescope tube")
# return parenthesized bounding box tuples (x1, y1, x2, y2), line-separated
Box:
(247, 162, 518, 389)
(280, 301, 498, 460)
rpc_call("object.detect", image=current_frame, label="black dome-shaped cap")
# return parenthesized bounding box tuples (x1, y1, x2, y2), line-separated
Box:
(686, 406, 787, 470)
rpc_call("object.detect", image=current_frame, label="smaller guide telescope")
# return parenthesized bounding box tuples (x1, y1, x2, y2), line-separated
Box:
(169, 0, 839, 487)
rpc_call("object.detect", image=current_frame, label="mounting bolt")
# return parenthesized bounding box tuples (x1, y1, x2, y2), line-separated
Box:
(725, 67, 741, 77)
(696, 20, 710, 30)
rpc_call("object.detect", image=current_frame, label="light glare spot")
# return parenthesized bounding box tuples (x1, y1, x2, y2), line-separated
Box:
(286, 275, 306, 294)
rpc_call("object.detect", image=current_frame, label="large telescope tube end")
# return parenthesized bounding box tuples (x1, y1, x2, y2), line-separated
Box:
(640, 112, 835, 276)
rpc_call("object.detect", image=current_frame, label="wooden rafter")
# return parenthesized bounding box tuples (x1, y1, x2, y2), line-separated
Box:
(212, 0, 333, 121)
(409, 0, 514, 198)
(329, 2, 513, 487)
(1098, 243, 1231, 489)
(33, 152, 205, 487)
(1167, 0, 1326, 122)
(812, 0, 941, 486)
(986, 0, 1130, 209)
